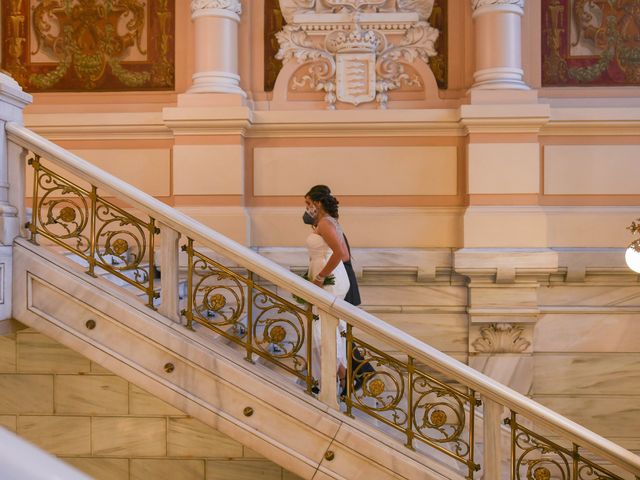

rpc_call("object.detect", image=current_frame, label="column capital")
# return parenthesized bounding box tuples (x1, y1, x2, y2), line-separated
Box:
(191, 0, 242, 17)
(471, 0, 524, 17)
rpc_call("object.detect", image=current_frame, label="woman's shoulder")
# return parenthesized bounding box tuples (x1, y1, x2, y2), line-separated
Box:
(316, 216, 339, 231)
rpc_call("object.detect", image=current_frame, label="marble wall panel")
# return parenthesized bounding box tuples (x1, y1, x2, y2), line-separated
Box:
(129, 384, 184, 416)
(90, 362, 113, 374)
(18, 416, 91, 455)
(0, 374, 53, 413)
(168, 418, 244, 458)
(55, 375, 129, 415)
(538, 285, 640, 307)
(359, 285, 467, 307)
(206, 460, 283, 480)
(92, 417, 167, 457)
(0, 415, 16, 432)
(368, 313, 468, 353)
(283, 472, 305, 480)
(131, 459, 205, 480)
(63, 458, 129, 480)
(534, 354, 640, 395)
(0, 333, 16, 372)
(535, 314, 640, 353)
(532, 396, 640, 439)
(17, 332, 90, 373)
(470, 286, 538, 308)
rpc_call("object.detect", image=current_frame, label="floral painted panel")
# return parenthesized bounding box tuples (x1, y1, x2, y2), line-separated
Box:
(1, 0, 175, 92)
(542, 0, 640, 86)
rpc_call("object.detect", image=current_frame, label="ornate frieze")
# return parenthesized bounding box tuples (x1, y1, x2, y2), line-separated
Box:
(275, 0, 438, 108)
(191, 0, 242, 15)
(471, 0, 524, 11)
(471, 323, 531, 354)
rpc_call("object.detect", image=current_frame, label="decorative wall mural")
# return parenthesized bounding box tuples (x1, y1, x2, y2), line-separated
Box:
(263, 0, 447, 92)
(542, 0, 640, 86)
(1, 0, 175, 92)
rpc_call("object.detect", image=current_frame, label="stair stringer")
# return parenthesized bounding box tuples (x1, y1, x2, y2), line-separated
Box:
(12, 239, 466, 480)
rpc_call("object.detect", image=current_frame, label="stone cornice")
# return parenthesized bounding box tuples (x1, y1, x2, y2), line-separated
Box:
(191, 0, 242, 15)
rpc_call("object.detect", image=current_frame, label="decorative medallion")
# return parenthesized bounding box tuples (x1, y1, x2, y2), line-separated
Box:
(59, 206, 77, 223)
(367, 378, 385, 396)
(269, 325, 287, 343)
(542, 0, 640, 86)
(533, 467, 551, 480)
(206, 293, 227, 311)
(1, 0, 175, 92)
(112, 238, 129, 256)
(430, 409, 448, 427)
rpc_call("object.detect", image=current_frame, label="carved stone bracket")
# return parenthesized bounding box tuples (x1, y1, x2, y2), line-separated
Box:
(471, 323, 531, 354)
(191, 0, 242, 15)
(275, 0, 438, 109)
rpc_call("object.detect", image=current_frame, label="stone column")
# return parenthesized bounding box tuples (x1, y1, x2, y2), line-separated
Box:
(0, 72, 32, 323)
(188, 0, 246, 97)
(470, 0, 528, 90)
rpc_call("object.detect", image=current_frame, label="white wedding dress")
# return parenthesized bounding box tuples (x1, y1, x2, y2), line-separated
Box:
(306, 220, 350, 384)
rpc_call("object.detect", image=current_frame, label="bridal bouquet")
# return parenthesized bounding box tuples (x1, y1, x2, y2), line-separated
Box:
(292, 271, 335, 306)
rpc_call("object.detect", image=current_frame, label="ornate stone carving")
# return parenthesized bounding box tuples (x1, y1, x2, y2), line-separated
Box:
(471, 323, 531, 353)
(276, 0, 438, 108)
(191, 0, 242, 15)
(280, 0, 434, 23)
(471, 0, 524, 11)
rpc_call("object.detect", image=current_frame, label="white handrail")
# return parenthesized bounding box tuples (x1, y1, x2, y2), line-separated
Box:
(7, 122, 640, 476)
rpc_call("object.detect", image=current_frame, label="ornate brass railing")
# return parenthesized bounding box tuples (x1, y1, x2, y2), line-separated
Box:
(344, 325, 479, 478)
(7, 122, 640, 480)
(506, 412, 626, 480)
(181, 238, 316, 394)
(27, 154, 159, 308)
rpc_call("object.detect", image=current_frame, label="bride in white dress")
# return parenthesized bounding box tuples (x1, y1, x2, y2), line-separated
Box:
(304, 186, 351, 392)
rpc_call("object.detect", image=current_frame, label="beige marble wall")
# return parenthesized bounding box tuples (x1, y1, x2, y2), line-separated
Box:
(0, 329, 301, 480)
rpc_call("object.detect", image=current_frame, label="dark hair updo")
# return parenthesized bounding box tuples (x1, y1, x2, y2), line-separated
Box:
(306, 184, 339, 219)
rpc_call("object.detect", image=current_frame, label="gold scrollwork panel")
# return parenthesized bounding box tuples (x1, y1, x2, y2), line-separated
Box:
(1, 0, 175, 91)
(27, 154, 158, 307)
(181, 239, 315, 393)
(344, 325, 478, 478)
(507, 412, 626, 480)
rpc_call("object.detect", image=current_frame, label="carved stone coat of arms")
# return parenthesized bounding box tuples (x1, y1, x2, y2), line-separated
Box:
(275, 0, 439, 109)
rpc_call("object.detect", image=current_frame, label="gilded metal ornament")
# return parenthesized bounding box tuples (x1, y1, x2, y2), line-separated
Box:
(28, 154, 158, 308)
(182, 239, 315, 392)
(508, 412, 625, 480)
(343, 329, 478, 477)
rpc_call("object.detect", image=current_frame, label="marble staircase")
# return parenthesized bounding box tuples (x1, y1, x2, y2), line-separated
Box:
(11, 237, 463, 480)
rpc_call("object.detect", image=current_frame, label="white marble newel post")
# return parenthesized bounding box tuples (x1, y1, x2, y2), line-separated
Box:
(470, 0, 528, 90)
(0, 72, 32, 322)
(189, 0, 246, 96)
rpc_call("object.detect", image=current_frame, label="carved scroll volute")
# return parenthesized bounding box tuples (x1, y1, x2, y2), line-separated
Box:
(274, 0, 439, 109)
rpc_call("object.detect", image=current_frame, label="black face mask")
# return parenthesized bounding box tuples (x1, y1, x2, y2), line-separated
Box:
(302, 211, 315, 225)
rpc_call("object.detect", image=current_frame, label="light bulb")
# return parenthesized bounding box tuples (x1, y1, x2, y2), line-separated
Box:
(625, 247, 640, 273)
